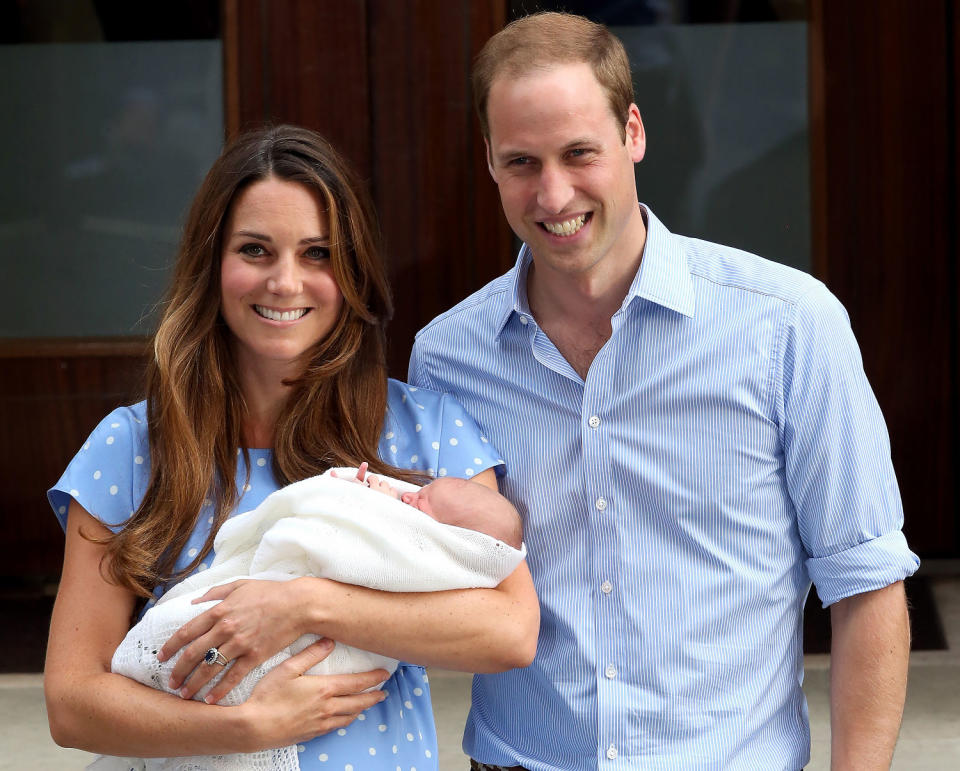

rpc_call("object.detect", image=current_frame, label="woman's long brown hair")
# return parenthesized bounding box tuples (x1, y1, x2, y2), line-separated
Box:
(102, 125, 413, 599)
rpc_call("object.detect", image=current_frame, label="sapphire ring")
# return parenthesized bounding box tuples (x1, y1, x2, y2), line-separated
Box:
(204, 647, 229, 667)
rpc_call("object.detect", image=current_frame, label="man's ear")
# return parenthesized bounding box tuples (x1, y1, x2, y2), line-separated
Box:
(625, 104, 646, 163)
(484, 138, 497, 180)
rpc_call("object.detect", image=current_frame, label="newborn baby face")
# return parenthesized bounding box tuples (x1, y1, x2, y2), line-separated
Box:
(400, 477, 467, 520)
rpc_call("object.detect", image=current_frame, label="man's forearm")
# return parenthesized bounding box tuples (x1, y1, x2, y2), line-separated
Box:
(829, 581, 910, 770)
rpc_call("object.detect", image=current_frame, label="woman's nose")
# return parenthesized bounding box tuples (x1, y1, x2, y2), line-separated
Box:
(265, 256, 302, 295)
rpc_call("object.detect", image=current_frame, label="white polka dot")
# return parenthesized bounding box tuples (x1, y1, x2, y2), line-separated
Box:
(297, 745, 305, 752)
(378, 724, 387, 732)
(428, 468, 435, 477)
(481, 436, 489, 443)
(392, 745, 398, 754)
(256, 458, 266, 467)
(422, 673, 429, 682)
(431, 442, 439, 450)
(93, 470, 101, 480)
(203, 499, 211, 507)
(415, 424, 422, 432)
(208, 516, 214, 524)
(406, 733, 414, 741)
(465, 468, 474, 476)
(449, 438, 458, 446)
(111, 422, 120, 429)
(69, 489, 79, 497)
(346, 765, 353, 771)
(417, 403, 425, 410)
(188, 548, 198, 558)
(199, 563, 207, 570)
(385, 431, 394, 440)
(243, 483, 251, 492)
(369, 747, 376, 755)
(425, 749, 432, 758)
(237, 448, 241, 455)
(318, 754, 328, 762)
(58, 505, 66, 515)
(438, 468, 447, 477)
(454, 419, 463, 427)
(134, 455, 144, 465)
(409, 387, 418, 392)
(106, 436, 115, 445)
(357, 713, 366, 721)
(109, 485, 118, 495)
(413, 687, 423, 696)
(337, 729, 347, 736)
(401, 393, 407, 403)
(409, 454, 418, 464)
(496, 458, 505, 464)
(390, 445, 397, 454)
(404, 700, 413, 709)
(83, 442, 90, 451)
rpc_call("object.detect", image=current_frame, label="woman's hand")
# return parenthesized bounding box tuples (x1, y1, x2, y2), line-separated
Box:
(240, 640, 389, 748)
(159, 577, 317, 703)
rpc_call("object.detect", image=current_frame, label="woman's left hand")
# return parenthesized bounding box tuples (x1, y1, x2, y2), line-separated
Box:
(158, 577, 316, 703)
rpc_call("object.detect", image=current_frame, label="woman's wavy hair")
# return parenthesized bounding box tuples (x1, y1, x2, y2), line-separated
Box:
(103, 125, 411, 599)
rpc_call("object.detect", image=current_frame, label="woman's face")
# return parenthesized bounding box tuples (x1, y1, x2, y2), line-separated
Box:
(219, 176, 344, 378)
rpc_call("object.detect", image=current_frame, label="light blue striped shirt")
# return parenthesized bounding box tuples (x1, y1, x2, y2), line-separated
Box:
(408, 206, 918, 770)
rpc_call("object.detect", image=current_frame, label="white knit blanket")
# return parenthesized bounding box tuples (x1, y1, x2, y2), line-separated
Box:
(93, 469, 524, 771)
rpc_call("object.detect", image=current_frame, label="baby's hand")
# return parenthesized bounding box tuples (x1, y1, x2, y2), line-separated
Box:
(331, 462, 370, 485)
(365, 475, 402, 500)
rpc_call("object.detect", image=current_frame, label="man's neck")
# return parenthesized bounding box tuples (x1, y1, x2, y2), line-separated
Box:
(526, 214, 647, 379)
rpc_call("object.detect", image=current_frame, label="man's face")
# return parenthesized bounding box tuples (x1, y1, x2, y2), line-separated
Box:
(485, 61, 646, 283)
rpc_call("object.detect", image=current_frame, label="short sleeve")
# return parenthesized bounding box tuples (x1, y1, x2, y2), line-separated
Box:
(778, 286, 919, 605)
(47, 403, 150, 533)
(382, 379, 504, 480)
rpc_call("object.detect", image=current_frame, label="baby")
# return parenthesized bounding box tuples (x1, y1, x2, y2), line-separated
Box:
(101, 467, 525, 771)
(340, 462, 522, 549)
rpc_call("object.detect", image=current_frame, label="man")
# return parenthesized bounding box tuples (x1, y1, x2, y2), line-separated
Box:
(409, 11, 918, 771)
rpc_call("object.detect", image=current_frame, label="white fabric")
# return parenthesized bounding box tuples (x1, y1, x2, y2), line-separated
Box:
(98, 469, 525, 771)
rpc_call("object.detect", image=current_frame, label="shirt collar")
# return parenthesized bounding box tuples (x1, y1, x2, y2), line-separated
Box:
(493, 203, 695, 338)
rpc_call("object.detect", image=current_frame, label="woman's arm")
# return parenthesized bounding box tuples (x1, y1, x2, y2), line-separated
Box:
(45, 501, 388, 756)
(165, 469, 541, 705)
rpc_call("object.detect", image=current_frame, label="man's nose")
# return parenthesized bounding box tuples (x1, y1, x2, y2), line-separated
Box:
(266, 256, 303, 295)
(536, 164, 574, 214)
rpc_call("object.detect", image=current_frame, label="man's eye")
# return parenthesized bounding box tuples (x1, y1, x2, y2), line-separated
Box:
(239, 243, 267, 257)
(305, 246, 331, 261)
(508, 156, 530, 167)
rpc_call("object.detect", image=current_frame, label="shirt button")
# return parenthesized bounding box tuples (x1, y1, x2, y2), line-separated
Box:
(588, 415, 601, 429)
(519, 315, 529, 325)
(606, 744, 618, 760)
(595, 497, 607, 511)
(600, 580, 613, 594)
(605, 664, 617, 679)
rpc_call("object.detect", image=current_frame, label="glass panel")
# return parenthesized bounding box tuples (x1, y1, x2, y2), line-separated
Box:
(0, 2, 223, 337)
(508, 1, 810, 272)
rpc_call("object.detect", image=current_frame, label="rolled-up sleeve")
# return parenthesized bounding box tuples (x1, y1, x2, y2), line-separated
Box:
(779, 284, 919, 607)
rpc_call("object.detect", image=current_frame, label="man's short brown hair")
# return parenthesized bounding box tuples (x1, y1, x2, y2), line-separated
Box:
(472, 11, 635, 141)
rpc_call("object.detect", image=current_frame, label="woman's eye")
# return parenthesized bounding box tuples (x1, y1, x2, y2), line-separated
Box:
(305, 246, 330, 261)
(239, 243, 267, 257)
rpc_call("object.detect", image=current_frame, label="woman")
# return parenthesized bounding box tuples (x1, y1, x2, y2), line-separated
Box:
(45, 125, 538, 768)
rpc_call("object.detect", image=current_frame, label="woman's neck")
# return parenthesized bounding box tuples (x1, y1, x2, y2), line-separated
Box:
(236, 365, 295, 449)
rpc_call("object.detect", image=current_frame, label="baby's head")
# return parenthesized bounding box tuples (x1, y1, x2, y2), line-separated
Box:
(401, 477, 523, 549)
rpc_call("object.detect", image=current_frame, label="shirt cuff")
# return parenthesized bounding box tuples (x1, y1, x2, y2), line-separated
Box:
(805, 530, 920, 607)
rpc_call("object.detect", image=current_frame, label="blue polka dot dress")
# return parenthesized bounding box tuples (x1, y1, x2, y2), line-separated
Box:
(48, 379, 505, 770)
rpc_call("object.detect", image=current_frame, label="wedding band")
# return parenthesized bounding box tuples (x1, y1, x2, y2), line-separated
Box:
(204, 647, 229, 667)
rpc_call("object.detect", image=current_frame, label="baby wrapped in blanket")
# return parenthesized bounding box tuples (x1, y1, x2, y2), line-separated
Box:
(98, 468, 525, 771)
